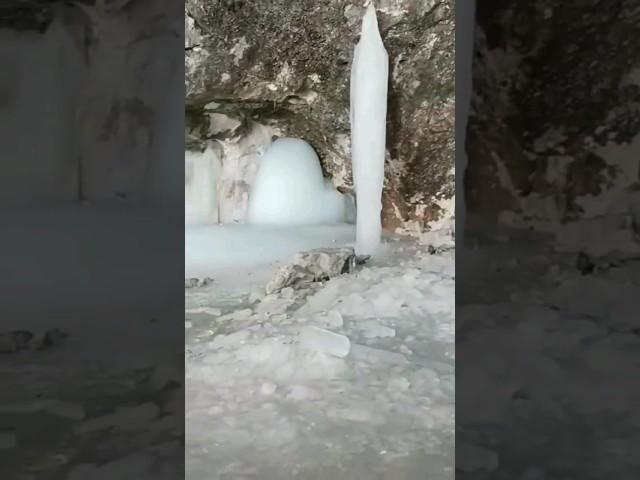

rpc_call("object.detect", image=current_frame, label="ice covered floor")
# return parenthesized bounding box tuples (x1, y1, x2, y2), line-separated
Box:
(456, 225, 640, 478)
(186, 233, 455, 480)
(185, 223, 356, 281)
(1, 205, 183, 479)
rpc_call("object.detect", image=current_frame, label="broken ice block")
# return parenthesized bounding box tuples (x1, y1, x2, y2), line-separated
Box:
(299, 326, 351, 358)
(360, 320, 396, 339)
(350, 344, 408, 366)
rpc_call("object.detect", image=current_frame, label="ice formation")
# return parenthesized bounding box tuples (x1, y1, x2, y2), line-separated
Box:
(185, 224, 356, 279)
(456, 0, 476, 247)
(247, 137, 346, 226)
(185, 145, 222, 225)
(350, 3, 388, 255)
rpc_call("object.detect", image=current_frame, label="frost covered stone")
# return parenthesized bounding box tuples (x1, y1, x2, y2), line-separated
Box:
(184, 277, 214, 289)
(265, 247, 357, 294)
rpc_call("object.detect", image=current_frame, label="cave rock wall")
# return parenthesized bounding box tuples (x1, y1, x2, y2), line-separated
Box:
(468, 0, 640, 229)
(185, 0, 454, 232)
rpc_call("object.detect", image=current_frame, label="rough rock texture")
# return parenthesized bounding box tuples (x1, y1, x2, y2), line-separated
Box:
(467, 1, 640, 227)
(265, 247, 358, 295)
(185, 0, 454, 232)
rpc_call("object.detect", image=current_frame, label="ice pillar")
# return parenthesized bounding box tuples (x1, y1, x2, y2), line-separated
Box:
(350, 3, 388, 256)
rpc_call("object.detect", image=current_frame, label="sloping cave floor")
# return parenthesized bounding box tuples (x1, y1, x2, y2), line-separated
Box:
(185, 234, 455, 480)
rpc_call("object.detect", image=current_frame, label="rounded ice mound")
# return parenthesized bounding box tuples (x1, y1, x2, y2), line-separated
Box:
(248, 138, 346, 226)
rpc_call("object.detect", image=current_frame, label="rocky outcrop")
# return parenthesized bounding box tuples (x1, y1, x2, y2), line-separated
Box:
(467, 0, 640, 227)
(185, 0, 454, 232)
(265, 247, 359, 295)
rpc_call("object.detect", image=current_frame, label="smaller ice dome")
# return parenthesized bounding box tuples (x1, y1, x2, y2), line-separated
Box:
(247, 138, 346, 226)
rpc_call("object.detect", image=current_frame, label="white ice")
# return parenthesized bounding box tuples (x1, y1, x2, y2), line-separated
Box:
(185, 233, 455, 479)
(185, 223, 356, 280)
(350, 4, 388, 256)
(247, 137, 347, 226)
(185, 145, 222, 225)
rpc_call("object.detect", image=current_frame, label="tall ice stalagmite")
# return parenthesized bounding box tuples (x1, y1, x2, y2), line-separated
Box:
(350, 3, 388, 255)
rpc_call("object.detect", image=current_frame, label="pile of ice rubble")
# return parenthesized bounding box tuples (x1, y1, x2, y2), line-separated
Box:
(185, 226, 455, 479)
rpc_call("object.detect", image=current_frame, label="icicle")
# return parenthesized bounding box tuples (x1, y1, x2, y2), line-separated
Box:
(350, 3, 388, 256)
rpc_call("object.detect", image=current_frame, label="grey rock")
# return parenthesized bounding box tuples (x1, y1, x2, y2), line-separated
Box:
(468, 2, 640, 224)
(184, 277, 214, 289)
(265, 247, 357, 294)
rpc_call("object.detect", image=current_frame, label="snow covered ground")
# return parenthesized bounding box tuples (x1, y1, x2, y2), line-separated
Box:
(185, 226, 455, 479)
(456, 223, 640, 478)
(1, 205, 183, 479)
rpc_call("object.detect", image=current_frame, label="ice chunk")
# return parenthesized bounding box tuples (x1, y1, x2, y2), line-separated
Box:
(318, 310, 344, 329)
(247, 138, 346, 225)
(260, 382, 277, 396)
(350, 4, 388, 255)
(299, 326, 351, 358)
(185, 144, 222, 225)
(350, 344, 408, 366)
(360, 319, 396, 339)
